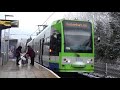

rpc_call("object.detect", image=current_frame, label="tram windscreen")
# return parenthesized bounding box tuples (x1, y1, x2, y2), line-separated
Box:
(63, 20, 93, 53)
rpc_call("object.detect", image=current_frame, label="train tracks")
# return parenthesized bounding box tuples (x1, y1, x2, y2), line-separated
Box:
(55, 72, 91, 78)
(78, 72, 101, 78)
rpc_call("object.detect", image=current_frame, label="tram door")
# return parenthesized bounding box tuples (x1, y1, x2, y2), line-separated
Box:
(39, 38, 44, 65)
(31, 39, 34, 50)
(38, 39, 41, 64)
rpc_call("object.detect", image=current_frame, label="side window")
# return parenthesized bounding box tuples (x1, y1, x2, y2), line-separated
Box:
(34, 41, 39, 55)
(57, 33, 61, 52)
(50, 27, 61, 56)
(43, 37, 50, 56)
(32, 39, 34, 50)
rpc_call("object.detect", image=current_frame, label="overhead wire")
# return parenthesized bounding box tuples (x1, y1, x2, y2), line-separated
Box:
(30, 12, 55, 37)
(10, 34, 36, 36)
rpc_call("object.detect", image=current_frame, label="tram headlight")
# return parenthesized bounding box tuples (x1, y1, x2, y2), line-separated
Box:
(87, 60, 90, 63)
(87, 59, 92, 64)
(67, 59, 71, 63)
(87, 59, 91, 63)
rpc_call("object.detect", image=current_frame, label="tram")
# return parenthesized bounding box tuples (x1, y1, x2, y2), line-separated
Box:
(27, 19, 94, 72)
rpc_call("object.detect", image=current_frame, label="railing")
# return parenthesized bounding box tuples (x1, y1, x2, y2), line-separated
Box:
(94, 62, 120, 78)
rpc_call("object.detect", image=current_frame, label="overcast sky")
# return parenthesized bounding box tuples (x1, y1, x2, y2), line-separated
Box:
(0, 12, 67, 39)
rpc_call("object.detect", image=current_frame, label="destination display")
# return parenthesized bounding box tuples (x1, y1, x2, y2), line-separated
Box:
(63, 20, 91, 30)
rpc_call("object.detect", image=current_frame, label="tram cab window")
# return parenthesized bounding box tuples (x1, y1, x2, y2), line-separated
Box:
(50, 33, 61, 56)
(57, 33, 61, 52)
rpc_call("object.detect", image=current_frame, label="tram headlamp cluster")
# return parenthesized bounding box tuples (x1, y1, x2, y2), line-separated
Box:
(87, 59, 93, 64)
(87, 60, 90, 63)
(63, 58, 71, 63)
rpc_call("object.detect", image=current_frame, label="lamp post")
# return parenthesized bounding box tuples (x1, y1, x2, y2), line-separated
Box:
(4, 15, 14, 64)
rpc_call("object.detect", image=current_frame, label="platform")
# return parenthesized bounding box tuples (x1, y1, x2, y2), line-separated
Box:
(0, 59, 60, 78)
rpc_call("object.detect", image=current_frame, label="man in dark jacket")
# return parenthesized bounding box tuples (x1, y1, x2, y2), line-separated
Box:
(26, 46, 35, 66)
(15, 46, 22, 65)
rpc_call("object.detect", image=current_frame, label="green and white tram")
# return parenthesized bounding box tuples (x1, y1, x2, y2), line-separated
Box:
(27, 19, 94, 72)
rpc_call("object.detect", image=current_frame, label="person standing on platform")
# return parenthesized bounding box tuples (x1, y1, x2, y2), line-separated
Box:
(26, 46, 35, 66)
(15, 46, 22, 65)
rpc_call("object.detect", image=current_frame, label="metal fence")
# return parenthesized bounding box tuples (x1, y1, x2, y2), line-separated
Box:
(94, 62, 120, 78)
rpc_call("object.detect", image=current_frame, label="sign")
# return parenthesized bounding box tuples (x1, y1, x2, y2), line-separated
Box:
(10, 20, 19, 27)
(9, 39, 18, 59)
(63, 20, 91, 30)
(65, 23, 88, 28)
(0, 20, 11, 26)
(0, 19, 19, 29)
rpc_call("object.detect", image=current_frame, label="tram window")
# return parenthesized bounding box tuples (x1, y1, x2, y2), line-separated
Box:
(43, 37, 50, 56)
(50, 33, 61, 56)
(50, 26, 61, 56)
(57, 34, 61, 52)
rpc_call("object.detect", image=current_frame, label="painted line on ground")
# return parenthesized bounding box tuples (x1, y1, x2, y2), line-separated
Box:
(35, 62, 61, 78)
